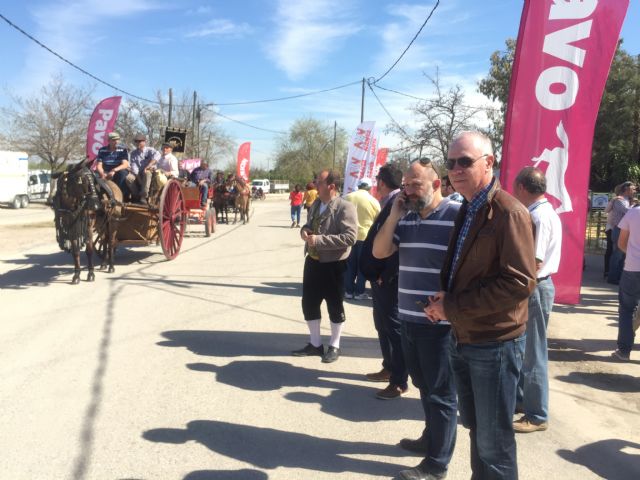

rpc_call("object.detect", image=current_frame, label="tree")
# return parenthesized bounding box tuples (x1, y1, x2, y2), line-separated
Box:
(388, 71, 487, 169)
(477, 38, 516, 158)
(272, 118, 348, 186)
(3, 75, 94, 173)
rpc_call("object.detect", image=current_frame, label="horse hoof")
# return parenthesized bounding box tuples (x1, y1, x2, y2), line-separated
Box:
(107, 266, 115, 274)
(99, 265, 107, 271)
(87, 272, 95, 282)
(71, 276, 80, 285)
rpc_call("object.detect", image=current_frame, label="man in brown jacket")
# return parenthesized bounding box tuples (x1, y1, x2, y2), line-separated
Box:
(292, 169, 358, 363)
(426, 131, 536, 480)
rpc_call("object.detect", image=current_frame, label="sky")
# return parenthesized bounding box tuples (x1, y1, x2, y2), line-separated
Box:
(1, 0, 639, 170)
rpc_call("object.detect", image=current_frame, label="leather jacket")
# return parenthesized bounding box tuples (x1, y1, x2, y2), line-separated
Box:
(440, 178, 536, 344)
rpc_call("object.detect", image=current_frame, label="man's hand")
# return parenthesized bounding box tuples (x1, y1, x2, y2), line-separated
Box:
(390, 191, 408, 220)
(425, 291, 447, 322)
(301, 227, 311, 241)
(305, 234, 317, 247)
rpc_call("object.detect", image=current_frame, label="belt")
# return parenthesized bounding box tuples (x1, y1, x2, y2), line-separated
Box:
(536, 275, 550, 283)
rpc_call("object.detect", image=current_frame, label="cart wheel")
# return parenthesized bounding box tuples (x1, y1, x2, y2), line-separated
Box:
(159, 178, 186, 260)
(205, 207, 216, 237)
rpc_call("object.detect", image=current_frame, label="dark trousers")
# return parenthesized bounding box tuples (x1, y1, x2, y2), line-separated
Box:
(302, 256, 347, 323)
(401, 322, 457, 473)
(112, 169, 129, 198)
(344, 240, 366, 295)
(451, 335, 525, 480)
(371, 278, 407, 387)
(604, 229, 613, 276)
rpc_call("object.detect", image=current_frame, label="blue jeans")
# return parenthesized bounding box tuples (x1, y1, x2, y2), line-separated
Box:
(517, 277, 554, 423)
(199, 184, 209, 206)
(451, 335, 525, 480)
(344, 240, 366, 296)
(402, 322, 457, 473)
(608, 227, 626, 284)
(371, 277, 407, 388)
(617, 270, 640, 355)
(290, 205, 302, 224)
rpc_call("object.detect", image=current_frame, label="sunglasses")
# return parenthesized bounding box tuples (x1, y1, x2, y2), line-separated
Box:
(411, 157, 432, 166)
(445, 154, 488, 170)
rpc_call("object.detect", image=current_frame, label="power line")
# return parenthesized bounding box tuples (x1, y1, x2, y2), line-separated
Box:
(366, 80, 411, 139)
(0, 12, 160, 104)
(207, 80, 361, 106)
(204, 107, 287, 135)
(373, 0, 440, 83)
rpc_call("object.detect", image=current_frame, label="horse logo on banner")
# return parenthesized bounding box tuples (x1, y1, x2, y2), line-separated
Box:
(531, 120, 573, 214)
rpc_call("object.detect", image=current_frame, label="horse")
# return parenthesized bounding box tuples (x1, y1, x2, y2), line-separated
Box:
(92, 177, 123, 274)
(213, 182, 232, 224)
(52, 159, 101, 284)
(233, 178, 251, 224)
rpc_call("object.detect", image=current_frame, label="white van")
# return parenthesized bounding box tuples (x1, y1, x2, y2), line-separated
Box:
(28, 170, 51, 200)
(0, 151, 29, 208)
(251, 179, 270, 192)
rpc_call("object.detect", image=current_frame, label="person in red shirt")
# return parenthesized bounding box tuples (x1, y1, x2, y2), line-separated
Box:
(289, 184, 304, 227)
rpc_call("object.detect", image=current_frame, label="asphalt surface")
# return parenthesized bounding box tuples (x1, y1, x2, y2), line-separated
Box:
(0, 195, 638, 479)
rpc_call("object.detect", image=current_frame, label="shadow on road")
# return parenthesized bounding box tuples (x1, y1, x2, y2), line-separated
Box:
(548, 338, 640, 365)
(183, 470, 268, 480)
(143, 420, 406, 476)
(555, 371, 640, 393)
(187, 360, 423, 423)
(557, 439, 640, 480)
(158, 330, 381, 359)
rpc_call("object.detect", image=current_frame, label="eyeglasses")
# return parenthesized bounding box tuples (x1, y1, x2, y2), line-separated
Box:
(445, 154, 488, 170)
(411, 157, 432, 166)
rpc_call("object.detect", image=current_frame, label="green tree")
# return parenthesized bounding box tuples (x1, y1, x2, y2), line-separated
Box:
(272, 118, 348, 187)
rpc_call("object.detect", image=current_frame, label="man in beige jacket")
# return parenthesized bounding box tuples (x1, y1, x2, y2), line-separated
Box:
(292, 169, 358, 363)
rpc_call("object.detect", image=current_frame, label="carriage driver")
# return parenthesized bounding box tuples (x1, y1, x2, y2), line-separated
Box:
(96, 132, 130, 197)
(189, 160, 213, 208)
(157, 142, 179, 178)
(126, 133, 160, 204)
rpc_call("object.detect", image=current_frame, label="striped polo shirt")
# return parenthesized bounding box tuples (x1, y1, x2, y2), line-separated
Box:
(393, 197, 461, 325)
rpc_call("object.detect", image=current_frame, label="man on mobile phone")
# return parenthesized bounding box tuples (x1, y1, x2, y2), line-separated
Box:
(373, 158, 460, 480)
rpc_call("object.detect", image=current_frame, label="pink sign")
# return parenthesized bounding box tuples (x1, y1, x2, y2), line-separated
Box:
(180, 158, 201, 173)
(501, 0, 629, 304)
(236, 142, 251, 181)
(86, 96, 122, 161)
(370, 147, 388, 198)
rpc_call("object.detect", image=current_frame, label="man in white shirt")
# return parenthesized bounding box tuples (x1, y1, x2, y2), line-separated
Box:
(158, 143, 179, 178)
(612, 205, 640, 361)
(512, 166, 562, 433)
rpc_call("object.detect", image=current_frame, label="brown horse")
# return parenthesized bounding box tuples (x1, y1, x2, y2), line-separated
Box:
(93, 178, 123, 274)
(53, 159, 101, 284)
(234, 178, 251, 224)
(213, 182, 232, 224)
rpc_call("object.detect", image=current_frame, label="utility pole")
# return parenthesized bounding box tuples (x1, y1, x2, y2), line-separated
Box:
(168, 88, 173, 127)
(360, 78, 365, 123)
(332, 120, 337, 170)
(191, 91, 197, 158)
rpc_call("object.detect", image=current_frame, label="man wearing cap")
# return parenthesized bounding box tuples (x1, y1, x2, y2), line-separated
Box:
(189, 160, 213, 208)
(127, 133, 160, 204)
(344, 177, 380, 300)
(158, 143, 179, 178)
(96, 132, 130, 196)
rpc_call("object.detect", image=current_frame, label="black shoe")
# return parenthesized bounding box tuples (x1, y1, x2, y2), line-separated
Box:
(399, 436, 429, 455)
(291, 343, 324, 357)
(396, 464, 446, 480)
(321, 346, 340, 363)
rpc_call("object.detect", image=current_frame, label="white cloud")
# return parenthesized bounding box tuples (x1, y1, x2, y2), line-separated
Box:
(185, 19, 252, 39)
(266, 0, 360, 80)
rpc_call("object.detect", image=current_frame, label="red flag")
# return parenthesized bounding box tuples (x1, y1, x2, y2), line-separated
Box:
(500, 0, 629, 304)
(236, 142, 251, 181)
(370, 147, 388, 198)
(86, 96, 122, 161)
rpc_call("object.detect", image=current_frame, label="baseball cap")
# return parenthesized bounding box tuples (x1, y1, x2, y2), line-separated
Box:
(108, 132, 120, 140)
(358, 177, 372, 189)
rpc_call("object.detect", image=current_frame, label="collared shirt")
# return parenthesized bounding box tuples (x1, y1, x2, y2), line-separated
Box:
(393, 198, 460, 325)
(380, 188, 401, 208)
(158, 153, 179, 177)
(608, 197, 630, 228)
(97, 145, 128, 173)
(345, 189, 381, 241)
(129, 146, 160, 175)
(190, 166, 212, 184)
(529, 199, 562, 278)
(448, 177, 495, 290)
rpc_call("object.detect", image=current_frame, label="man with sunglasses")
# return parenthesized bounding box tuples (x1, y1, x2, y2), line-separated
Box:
(373, 158, 460, 480)
(425, 131, 536, 480)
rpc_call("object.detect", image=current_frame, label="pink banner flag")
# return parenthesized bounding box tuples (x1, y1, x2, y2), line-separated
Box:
(86, 96, 122, 161)
(180, 158, 201, 173)
(500, 0, 629, 304)
(343, 121, 380, 195)
(236, 142, 251, 181)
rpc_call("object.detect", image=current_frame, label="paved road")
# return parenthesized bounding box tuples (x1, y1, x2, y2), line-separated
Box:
(1, 196, 638, 479)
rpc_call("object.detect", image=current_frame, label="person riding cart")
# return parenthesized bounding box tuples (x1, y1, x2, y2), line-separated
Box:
(126, 133, 160, 204)
(189, 160, 213, 208)
(96, 132, 129, 197)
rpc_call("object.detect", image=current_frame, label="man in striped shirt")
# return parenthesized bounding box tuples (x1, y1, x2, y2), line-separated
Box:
(373, 158, 460, 480)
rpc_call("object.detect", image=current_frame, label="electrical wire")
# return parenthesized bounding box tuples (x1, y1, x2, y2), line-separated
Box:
(373, 0, 440, 83)
(366, 80, 411, 138)
(205, 107, 287, 135)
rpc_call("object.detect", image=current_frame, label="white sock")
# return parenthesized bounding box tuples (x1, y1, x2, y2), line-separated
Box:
(307, 319, 321, 347)
(329, 322, 343, 348)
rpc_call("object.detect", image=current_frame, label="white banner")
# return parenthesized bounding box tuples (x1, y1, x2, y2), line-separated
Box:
(342, 121, 379, 196)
